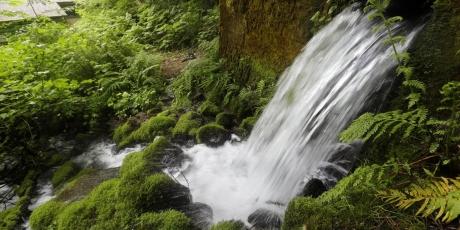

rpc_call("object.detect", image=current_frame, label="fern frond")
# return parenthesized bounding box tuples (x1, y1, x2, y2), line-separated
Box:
(378, 177, 460, 223)
(340, 109, 425, 143)
(403, 80, 426, 93)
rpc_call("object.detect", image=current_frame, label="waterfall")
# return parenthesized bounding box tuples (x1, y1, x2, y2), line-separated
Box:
(176, 3, 425, 225)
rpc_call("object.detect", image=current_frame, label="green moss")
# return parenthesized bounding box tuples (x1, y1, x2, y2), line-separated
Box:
(239, 116, 258, 133)
(198, 101, 220, 116)
(172, 111, 201, 136)
(134, 173, 184, 212)
(113, 121, 135, 145)
(118, 115, 176, 149)
(209, 220, 247, 230)
(0, 196, 30, 230)
(29, 201, 67, 230)
(135, 210, 192, 230)
(57, 179, 121, 230)
(46, 151, 72, 167)
(196, 123, 227, 144)
(51, 160, 80, 188)
(156, 110, 171, 117)
(15, 170, 37, 196)
(216, 112, 234, 129)
(118, 137, 176, 207)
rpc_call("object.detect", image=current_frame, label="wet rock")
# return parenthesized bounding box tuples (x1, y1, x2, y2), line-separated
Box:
(160, 145, 188, 169)
(216, 112, 234, 130)
(248, 208, 282, 229)
(196, 124, 231, 147)
(301, 178, 327, 198)
(183, 202, 213, 229)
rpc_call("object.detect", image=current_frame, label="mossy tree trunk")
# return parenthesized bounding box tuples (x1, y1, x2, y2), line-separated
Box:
(219, 0, 352, 84)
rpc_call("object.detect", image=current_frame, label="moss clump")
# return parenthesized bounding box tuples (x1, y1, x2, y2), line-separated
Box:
(198, 101, 220, 117)
(51, 160, 80, 188)
(209, 220, 247, 230)
(239, 116, 258, 133)
(29, 200, 67, 230)
(196, 123, 229, 146)
(15, 170, 37, 196)
(135, 210, 191, 230)
(118, 115, 176, 149)
(56, 179, 121, 230)
(216, 112, 234, 129)
(282, 165, 423, 229)
(30, 136, 192, 229)
(156, 110, 171, 117)
(113, 121, 135, 145)
(0, 196, 30, 230)
(172, 111, 202, 137)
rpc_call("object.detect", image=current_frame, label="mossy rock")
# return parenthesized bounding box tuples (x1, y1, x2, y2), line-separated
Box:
(118, 115, 176, 149)
(198, 101, 220, 117)
(54, 168, 116, 203)
(14, 169, 37, 197)
(172, 111, 203, 141)
(216, 112, 234, 130)
(73, 133, 95, 155)
(119, 137, 177, 180)
(209, 220, 248, 230)
(29, 201, 67, 230)
(0, 196, 30, 230)
(56, 179, 121, 230)
(239, 116, 259, 133)
(51, 160, 80, 189)
(113, 121, 135, 145)
(135, 210, 192, 230)
(196, 123, 230, 147)
(129, 173, 192, 213)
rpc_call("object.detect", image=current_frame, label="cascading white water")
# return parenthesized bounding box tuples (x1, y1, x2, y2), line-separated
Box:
(175, 4, 426, 225)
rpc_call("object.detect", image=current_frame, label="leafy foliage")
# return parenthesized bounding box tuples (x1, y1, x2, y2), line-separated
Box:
(377, 177, 460, 223)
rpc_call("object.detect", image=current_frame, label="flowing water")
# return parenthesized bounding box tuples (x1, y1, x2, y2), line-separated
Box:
(174, 4, 426, 225)
(12, 4, 427, 229)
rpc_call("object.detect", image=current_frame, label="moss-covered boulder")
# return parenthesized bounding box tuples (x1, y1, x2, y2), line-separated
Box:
(196, 123, 231, 147)
(126, 173, 192, 213)
(113, 120, 135, 145)
(51, 160, 80, 189)
(73, 133, 95, 155)
(198, 101, 220, 117)
(210, 220, 248, 230)
(29, 200, 67, 230)
(0, 196, 30, 230)
(118, 115, 176, 149)
(216, 112, 234, 129)
(239, 116, 258, 133)
(54, 168, 114, 203)
(14, 170, 37, 197)
(118, 138, 190, 213)
(135, 210, 192, 230)
(172, 111, 204, 144)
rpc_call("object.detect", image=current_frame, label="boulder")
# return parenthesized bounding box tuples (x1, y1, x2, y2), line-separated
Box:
(247, 208, 282, 229)
(301, 178, 327, 198)
(196, 124, 231, 147)
(183, 202, 213, 229)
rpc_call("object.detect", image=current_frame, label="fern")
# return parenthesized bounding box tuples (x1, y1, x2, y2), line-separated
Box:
(319, 164, 387, 203)
(340, 107, 428, 143)
(377, 177, 460, 222)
